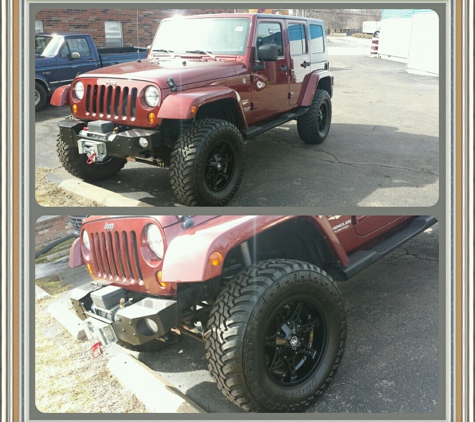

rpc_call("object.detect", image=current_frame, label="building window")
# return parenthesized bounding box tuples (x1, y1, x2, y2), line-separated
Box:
(35, 20, 44, 34)
(105, 21, 123, 47)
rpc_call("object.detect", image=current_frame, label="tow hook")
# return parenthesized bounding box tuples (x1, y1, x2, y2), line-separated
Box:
(90, 341, 103, 358)
(86, 152, 96, 164)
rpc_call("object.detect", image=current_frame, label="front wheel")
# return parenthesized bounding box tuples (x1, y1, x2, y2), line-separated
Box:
(35, 82, 48, 112)
(297, 89, 332, 144)
(170, 118, 245, 206)
(56, 135, 126, 181)
(205, 259, 347, 412)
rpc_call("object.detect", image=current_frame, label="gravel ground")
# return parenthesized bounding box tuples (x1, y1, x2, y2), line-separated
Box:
(35, 296, 147, 413)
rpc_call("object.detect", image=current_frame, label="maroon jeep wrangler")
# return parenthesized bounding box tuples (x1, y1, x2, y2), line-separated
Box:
(68, 215, 436, 412)
(51, 13, 334, 206)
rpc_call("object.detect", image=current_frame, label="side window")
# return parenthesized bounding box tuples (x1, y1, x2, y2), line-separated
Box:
(256, 22, 283, 57)
(288, 23, 307, 56)
(309, 24, 325, 61)
(60, 38, 91, 58)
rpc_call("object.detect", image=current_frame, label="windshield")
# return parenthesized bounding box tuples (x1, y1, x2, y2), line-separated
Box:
(151, 17, 251, 56)
(35, 35, 64, 57)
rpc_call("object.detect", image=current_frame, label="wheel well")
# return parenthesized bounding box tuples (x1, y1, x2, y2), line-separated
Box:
(35, 78, 49, 93)
(317, 76, 331, 96)
(195, 98, 244, 130)
(223, 218, 338, 277)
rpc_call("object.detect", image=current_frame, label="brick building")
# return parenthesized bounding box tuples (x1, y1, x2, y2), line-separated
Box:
(35, 215, 75, 251)
(35, 9, 235, 48)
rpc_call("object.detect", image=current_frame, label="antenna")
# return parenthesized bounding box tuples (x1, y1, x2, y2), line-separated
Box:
(136, 9, 140, 60)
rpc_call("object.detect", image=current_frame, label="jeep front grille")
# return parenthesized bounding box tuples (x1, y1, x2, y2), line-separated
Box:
(90, 230, 143, 283)
(85, 84, 138, 120)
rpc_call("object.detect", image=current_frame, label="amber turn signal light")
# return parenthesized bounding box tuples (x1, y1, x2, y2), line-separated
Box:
(86, 263, 93, 275)
(147, 112, 156, 123)
(209, 251, 223, 266)
(190, 105, 197, 114)
(156, 271, 167, 287)
(72, 104, 78, 114)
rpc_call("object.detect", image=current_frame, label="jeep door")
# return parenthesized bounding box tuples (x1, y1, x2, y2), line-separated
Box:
(251, 19, 291, 119)
(287, 20, 311, 106)
(352, 216, 405, 236)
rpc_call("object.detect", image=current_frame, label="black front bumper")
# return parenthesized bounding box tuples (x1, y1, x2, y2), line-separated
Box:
(58, 119, 163, 158)
(71, 284, 180, 346)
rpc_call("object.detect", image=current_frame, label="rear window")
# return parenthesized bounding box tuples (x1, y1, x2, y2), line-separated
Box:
(309, 24, 325, 59)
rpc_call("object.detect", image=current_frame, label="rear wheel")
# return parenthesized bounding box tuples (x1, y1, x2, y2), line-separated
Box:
(56, 135, 126, 181)
(297, 89, 332, 144)
(205, 259, 346, 412)
(170, 118, 245, 206)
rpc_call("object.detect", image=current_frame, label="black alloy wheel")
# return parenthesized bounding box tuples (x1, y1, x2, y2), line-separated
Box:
(264, 299, 326, 387)
(205, 140, 235, 192)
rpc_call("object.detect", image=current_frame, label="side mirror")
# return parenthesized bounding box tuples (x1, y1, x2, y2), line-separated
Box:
(71, 52, 81, 59)
(257, 44, 278, 62)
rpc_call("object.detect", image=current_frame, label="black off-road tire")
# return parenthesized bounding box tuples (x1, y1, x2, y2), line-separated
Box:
(117, 332, 180, 352)
(205, 259, 347, 413)
(56, 135, 127, 182)
(297, 89, 332, 144)
(170, 118, 245, 206)
(35, 82, 48, 112)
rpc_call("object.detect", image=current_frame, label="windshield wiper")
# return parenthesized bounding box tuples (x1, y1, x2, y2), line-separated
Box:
(185, 50, 217, 60)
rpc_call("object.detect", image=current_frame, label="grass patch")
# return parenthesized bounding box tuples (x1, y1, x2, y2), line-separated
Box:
(351, 33, 373, 38)
(36, 275, 73, 295)
(35, 237, 77, 264)
(36, 167, 98, 207)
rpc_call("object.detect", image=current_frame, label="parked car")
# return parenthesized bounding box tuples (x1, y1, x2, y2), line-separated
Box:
(35, 33, 148, 111)
(370, 30, 380, 55)
(51, 13, 334, 206)
(68, 214, 436, 412)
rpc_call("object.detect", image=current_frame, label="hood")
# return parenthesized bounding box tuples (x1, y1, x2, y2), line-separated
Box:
(35, 56, 57, 70)
(83, 215, 218, 229)
(77, 57, 245, 89)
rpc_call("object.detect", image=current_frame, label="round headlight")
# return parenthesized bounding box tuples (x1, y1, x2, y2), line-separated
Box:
(144, 86, 159, 107)
(73, 81, 84, 100)
(146, 224, 164, 259)
(82, 230, 90, 251)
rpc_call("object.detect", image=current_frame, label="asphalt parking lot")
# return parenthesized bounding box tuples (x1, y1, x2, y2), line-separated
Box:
(34, 36, 439, 207)
(38, 222, 440, 414)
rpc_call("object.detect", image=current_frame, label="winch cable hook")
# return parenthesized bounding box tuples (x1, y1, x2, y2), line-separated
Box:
(91, 341, 103, 358)
(86, 152, 96, 164)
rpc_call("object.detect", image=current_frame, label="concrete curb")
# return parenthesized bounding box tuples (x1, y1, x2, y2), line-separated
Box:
(35, 284, 51, 301)
(107, 353, 206, 413)
(59, 178, 152, 207)
(48, 302, 86, 340)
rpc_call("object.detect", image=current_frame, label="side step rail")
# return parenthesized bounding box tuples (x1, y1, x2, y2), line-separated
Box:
(243, 107, 309, 139)
(341, 216, 437, 280)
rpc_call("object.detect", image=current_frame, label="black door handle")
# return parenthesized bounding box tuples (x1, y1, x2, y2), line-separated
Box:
(279, 65, 290, 71)
(300, 61, 311, 68)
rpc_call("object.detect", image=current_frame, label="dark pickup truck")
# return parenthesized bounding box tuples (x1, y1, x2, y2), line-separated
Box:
(35, 33, 148, 111)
